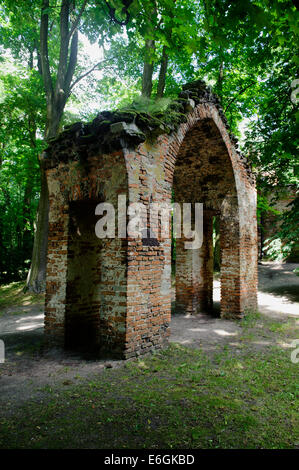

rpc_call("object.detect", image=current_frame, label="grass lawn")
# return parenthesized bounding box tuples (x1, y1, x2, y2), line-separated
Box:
(0, 339, 298, 449)
(0, 281, 298, 449)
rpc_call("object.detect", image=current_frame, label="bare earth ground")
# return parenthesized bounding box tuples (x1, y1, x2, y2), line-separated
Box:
(0, 262, 298, 409)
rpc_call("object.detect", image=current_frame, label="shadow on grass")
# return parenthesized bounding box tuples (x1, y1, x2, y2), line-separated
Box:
(259, 285, 299, 303)
(1, 330, 44, 357)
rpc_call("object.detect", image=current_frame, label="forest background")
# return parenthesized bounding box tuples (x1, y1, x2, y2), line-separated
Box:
(0, 0, 298, 290)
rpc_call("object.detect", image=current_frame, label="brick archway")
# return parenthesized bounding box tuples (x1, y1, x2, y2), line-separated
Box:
(43, 81, 258, 358)
(169, 115, 250, 319)
(171, 117, 239, 317)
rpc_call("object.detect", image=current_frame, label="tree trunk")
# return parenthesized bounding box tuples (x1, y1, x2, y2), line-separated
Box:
(45, 102, 65, 140)
(23, 112, 37, 260)
(142, 39, 155, 98)
(156, 46, 168, 99)
(25, 105, 65, 293)
(213, 216, 221, 272)
(26, 0, 79, 292)
(22, 169, 34, 261)
(25, 162, 49, 293)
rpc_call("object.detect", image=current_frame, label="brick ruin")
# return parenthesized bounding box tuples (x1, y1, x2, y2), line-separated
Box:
(42, 81, 258, 358)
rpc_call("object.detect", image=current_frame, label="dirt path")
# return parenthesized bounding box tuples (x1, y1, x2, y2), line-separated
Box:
(171, 262, 299, 352)
(0, 262, 298, 406)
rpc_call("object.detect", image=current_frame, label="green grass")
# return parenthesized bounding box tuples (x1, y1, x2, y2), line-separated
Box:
(0, 285, 298, 449)
(0, 342, 298, 449)
(240, 311, 262, 329)
(0, 281, 44, 313)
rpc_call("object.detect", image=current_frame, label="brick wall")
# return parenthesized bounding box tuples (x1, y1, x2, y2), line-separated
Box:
(43, 82, 258, 358)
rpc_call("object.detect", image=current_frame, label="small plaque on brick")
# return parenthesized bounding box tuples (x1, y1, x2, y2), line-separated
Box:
(141, 228, 160, 247)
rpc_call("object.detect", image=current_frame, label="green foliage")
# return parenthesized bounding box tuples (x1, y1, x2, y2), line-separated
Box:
(263, 237, 291, 261)
(278, 197, 299, 250)
(264, 196, 299, 260)
(260, 194, 299, 261)
(114, 95, 187, 137)
(119, 95, 173, 114)
(256, 194, 280, 222)
(0, 0, 298, 279)
(0, 58, 45, 282)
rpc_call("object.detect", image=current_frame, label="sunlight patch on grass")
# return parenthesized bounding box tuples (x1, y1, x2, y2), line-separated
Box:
(0, 281, 44, 313)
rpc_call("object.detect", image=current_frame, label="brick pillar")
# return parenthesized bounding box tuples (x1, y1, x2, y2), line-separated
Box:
(220, 197, 242, 318)
(239, 187, 258, 313)
(175, 210, 214, 314)
(44, 204, 69, 348)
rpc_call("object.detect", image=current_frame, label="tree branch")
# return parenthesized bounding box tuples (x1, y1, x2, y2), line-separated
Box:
(65, 29, 78, 93)
(156, 46, 168, 99)
(55, 0, 71, 101)
(69, 0, 88, 40)
(70, 57, 112, 91)
(224, 81, 255, 112)
(142, 39, 155, 98)
(40, 0, 53, 97)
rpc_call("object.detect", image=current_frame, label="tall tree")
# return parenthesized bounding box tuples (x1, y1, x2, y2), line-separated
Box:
(1, 0, 298, 286)
(0, 0, 136, 291)
(0, 60, 44, 282)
